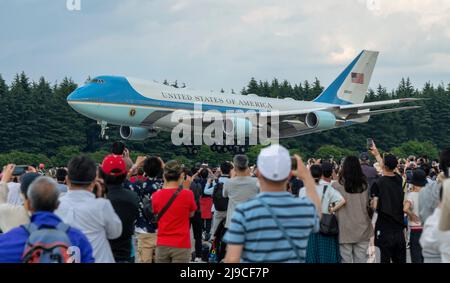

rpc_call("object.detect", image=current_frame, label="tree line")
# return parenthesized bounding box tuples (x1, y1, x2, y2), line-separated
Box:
(0, 72, 449, 167)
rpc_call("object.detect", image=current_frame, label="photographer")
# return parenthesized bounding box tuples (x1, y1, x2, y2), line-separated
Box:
(0, 164, 32, 233)
(196, 165, 214, 240)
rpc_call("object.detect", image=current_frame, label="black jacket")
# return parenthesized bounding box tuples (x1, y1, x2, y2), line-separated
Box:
(106, 184, 139, 262)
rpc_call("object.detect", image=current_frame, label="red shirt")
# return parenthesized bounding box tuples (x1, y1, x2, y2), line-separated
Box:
(152, 188, 197, 248)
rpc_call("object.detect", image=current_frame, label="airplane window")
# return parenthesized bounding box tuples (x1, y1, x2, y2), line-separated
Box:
(89, 79, 104, 84)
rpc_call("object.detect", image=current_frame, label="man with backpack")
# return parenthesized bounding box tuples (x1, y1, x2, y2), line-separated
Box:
(0, 176, 94, 263)
(205, 161, 233, 237)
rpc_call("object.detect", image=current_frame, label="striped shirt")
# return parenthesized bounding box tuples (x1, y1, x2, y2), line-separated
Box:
(223, 192, 319, 263)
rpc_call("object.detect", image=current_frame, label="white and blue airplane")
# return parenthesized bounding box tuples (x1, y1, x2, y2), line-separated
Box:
(67, 50, 420, 153)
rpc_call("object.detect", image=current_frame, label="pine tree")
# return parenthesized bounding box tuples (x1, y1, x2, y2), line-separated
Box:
(246, 77, 259, 95)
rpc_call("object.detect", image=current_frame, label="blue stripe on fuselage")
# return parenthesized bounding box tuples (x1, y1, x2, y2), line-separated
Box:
(68, 76, 258, 113)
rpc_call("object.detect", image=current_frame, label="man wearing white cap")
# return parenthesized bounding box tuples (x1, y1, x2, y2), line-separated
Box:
(223, 144, 321, 263)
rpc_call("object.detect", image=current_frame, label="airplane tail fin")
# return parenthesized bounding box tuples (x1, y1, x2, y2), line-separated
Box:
(313, 50, 379, 105)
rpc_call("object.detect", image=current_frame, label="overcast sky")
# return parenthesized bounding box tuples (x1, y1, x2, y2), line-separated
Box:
(1, 0, 450, 92)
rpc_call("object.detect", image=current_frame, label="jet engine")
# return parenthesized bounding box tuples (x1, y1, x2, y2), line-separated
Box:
(305, 111, 337, 130)
(119, 126, 159, 141)
(223, 118, 254, 137)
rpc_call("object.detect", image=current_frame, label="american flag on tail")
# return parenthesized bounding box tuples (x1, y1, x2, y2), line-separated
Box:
(351, 72, 364, 84)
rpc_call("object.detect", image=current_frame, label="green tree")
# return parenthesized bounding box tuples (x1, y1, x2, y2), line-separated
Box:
(391, 140, 439, 159)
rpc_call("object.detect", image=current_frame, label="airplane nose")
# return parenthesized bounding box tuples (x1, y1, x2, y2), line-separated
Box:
(67, 90, 78, 102)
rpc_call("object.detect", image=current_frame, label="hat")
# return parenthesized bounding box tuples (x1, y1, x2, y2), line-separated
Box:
(101, 154, 127, 176)
(408, 168, 427, 187)
(383, 154, 398, 170)
(20, 173, 41, 196)
(359, 152, 369, 161)
(257, 144, 291, 181)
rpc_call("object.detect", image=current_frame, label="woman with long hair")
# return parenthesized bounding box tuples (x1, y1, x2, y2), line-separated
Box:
(332, 156, 373, 263)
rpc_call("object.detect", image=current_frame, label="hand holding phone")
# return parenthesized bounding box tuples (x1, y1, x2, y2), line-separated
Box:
(13, 165, 28, 176)
(367, 138, 374, 149)
(2, 164, 16, 182)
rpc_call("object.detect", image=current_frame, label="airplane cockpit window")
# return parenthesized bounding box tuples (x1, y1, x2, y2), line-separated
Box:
(88, 78, 105, 84)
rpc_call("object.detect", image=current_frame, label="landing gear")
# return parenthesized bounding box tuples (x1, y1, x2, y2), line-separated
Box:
(98, 121, 109, 140)
(210, 144, 248, 154)
(184, 145, 200, 155)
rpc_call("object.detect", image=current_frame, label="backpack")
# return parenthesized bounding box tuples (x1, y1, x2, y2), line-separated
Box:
(212, 182, 228, 212)
(142, 195, 155, 224)
(208, 218, 227, 263)
(143, 187, 183, 225)
(319, 186, 339, 236)
(21, 222, 73, 263)
(190, 180, 203, 212)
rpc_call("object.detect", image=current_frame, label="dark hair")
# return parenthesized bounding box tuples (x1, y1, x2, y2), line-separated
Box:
(199, 168, 209, 179)
(440, 148, 450, 177)
(384, 154, 398, 171)
(67, 156, 97, 186)
(321, 162, 333, 178)
(111, 141, 126, 155)
(163, 160, 183, 182)
(56, 168, 68, 182)
(310, 165, 322, 184)
(220, 161, 233, 175)
(100, 169, 127, 186)
(339, 156, 367, 194)
(420, 163, 431, 176)
(143, 156, 163, 178)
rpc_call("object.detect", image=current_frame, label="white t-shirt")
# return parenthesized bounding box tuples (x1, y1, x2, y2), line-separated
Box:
(7, 182, 23, 206)
(406, 191, 422, 228)
(299, 180, 343, 214)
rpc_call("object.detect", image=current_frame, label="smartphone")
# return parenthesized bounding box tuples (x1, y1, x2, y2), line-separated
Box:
(291, 157, 298, 170)
(13, 165, 28, 176)
(367, 138, 374, 149)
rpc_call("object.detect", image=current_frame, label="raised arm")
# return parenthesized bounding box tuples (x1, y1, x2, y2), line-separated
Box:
(294, 155, 321, 218)
(0, 164, 15, 205)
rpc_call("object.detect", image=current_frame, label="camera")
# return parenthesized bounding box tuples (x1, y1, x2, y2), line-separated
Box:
(12, 165, 28, 176)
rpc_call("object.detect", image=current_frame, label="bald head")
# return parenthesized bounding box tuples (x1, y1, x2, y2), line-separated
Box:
(27, 176, 60, 212)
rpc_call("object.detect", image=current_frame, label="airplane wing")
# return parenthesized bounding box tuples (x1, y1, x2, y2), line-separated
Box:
(166, 98, 421, 130)
(260, 98, 422, 119)
(338, 98, 422, 111)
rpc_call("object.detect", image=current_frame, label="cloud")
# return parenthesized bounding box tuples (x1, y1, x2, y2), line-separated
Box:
(1, 0, 450, 91)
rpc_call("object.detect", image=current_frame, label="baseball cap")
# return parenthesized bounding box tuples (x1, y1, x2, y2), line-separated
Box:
(101, 154, 127, 176)
(257, 144, 291, 181)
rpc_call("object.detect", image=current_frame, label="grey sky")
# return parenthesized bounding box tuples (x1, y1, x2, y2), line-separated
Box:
(1, 0, 450, 93)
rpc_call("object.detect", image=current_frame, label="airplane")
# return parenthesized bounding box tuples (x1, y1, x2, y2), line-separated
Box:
(67, 50, 421, 154)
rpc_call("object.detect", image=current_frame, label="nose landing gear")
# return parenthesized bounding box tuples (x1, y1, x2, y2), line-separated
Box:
(98, 121, 109, 140)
